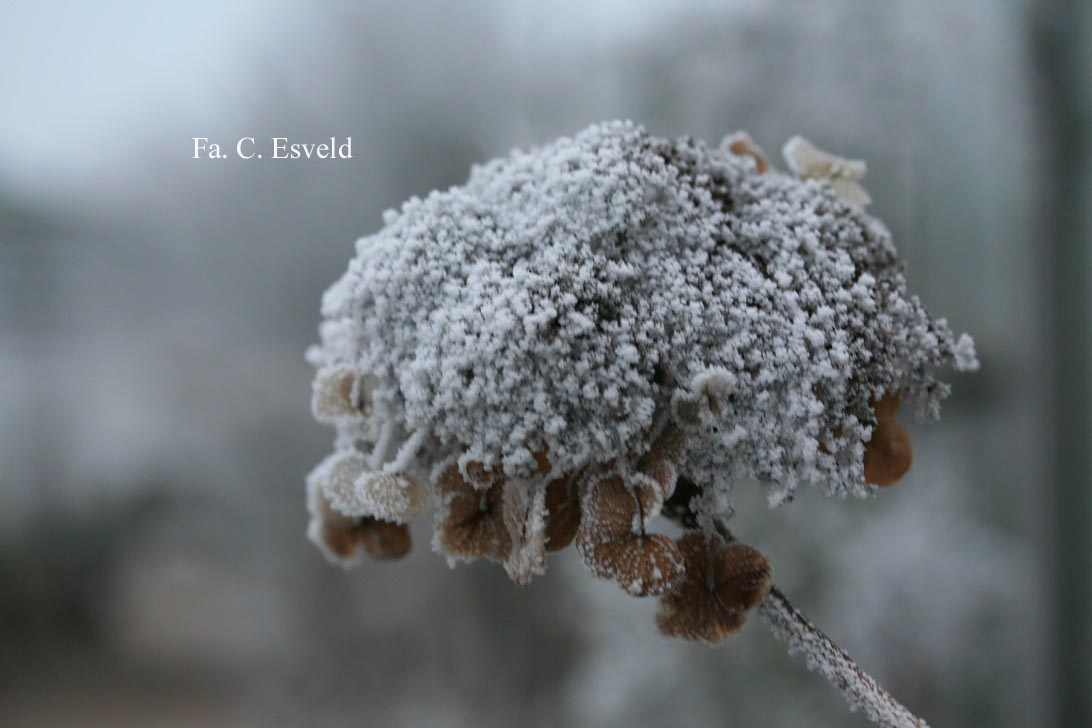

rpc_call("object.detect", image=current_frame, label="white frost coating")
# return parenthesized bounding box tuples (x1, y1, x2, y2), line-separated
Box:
(311, 364, 374, 422)
(952, 333, 980, 372)
(310, 121, 973, 517)
(758, 585, 927, 728)
(502, 481, 548, 585)
(309, 450, 369, 506)
(306, 460, 366, 568)
(309, 449, 427, 523)
(335, 472, 427, 524)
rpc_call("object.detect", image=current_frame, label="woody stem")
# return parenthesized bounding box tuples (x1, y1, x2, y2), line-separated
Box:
(711, 517, 928, 728)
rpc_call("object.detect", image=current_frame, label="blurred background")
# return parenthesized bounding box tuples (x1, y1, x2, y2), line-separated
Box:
(2, 1, 1089, 726)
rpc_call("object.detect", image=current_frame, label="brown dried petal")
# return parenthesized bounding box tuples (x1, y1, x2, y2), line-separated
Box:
(356, 518, 412, 560)
(576, 475, 685, 597)
(636, 424, 685, 504)
(871, 392, 901, 422)
(318, 515, 364, 561)
(316, 512, 411, 563)
(435, 462, 511, 560)
(864, 419, 913, 487)
(656, 532, 771, 643)
(581, 476, 640, 535)
(583, 533, 686, 597)
(311, 365, 371, 421)
(543, 476, 580, 552)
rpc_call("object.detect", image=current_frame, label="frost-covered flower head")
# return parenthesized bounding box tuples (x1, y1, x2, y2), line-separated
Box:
(305, 121, 976, 647)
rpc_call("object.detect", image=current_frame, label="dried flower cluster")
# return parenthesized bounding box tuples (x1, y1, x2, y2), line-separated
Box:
(305, 121, 976, 666)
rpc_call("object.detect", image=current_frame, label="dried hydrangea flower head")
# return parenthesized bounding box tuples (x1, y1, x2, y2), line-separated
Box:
(306, 121, 975, 727)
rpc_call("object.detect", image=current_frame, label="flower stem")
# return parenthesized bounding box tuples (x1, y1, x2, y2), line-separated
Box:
(713, 518, 928, 728)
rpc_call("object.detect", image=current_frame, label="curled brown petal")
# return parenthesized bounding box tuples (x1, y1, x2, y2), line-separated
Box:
(434, 462, 511, 560)
(576, 475, 685, 597)
(724, 131, 769, 174)
(311, 365, 372, 422)
(319, 515, 411, 562)
(656, 532, 771, 643)
(636, 424, 685, 499)
(543, 475, 580, 552)
(871, 391, 901, 422)
(355, 518, 412, 560)
(864, 419, 913, 486)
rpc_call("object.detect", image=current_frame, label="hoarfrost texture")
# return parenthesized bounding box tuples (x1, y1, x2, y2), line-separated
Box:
(305, 121, 976, 727)
(307, 120, 974, 511)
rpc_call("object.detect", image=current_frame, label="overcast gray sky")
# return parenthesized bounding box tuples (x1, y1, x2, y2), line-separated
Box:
(0, 0, 290, 188)
(0, 0, 753, 195)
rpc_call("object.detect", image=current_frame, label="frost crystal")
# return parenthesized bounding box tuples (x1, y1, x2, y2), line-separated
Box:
(305, 122, 974, 718)
(309, 121, 973, 515)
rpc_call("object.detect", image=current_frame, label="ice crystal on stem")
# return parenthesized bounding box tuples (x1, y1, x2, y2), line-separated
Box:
(305, 122, 975, 727)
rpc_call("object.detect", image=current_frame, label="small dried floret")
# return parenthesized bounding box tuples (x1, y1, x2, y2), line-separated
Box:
(864, 422, 913, 486)
(871, 391, 902, 422)
(722, 130, 769, 174)
(311, 364, 373, 422)
(782, 135, 872, 207)
(307, 475, 411, 564)
(433, 461, 511, 562)
(354, 518, 412, 560)
(635, 423, 685, 496)
(332, 471, 428, 524)
(656, 532, 771, 643)
(864, 393, 913, 487)
(576, 475, 685, 597)
(309, 450, 427, 523)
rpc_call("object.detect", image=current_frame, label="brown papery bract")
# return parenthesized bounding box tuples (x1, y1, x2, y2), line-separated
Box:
(543, 476, 580, 552)
(656, 532, 771, 643)
(323, 516, 411, 561)
(864, 392, 913, 487)
(434, 462, 511, 560)
(576, 475, 685, 597)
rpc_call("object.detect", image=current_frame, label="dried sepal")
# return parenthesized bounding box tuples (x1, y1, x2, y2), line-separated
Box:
(434, 461, 511, 561)
(864, 421, 913, 486)
(355, 518, 412, 560)
(306, 474, 411, 565)
(864, 392, 913, 486)
(338, 471, 428, 523)
(636, 423, 685, 499)
(501, 482, 547, 586)
(782, 135, 871, 208)
(656, 532, 771, 643)
(722, 130, 769, 173)
(576, 475, 685, 597)
(311, 449, 427, 523)
(543, 475, 580, 551)
(311, 364, 373, 422)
